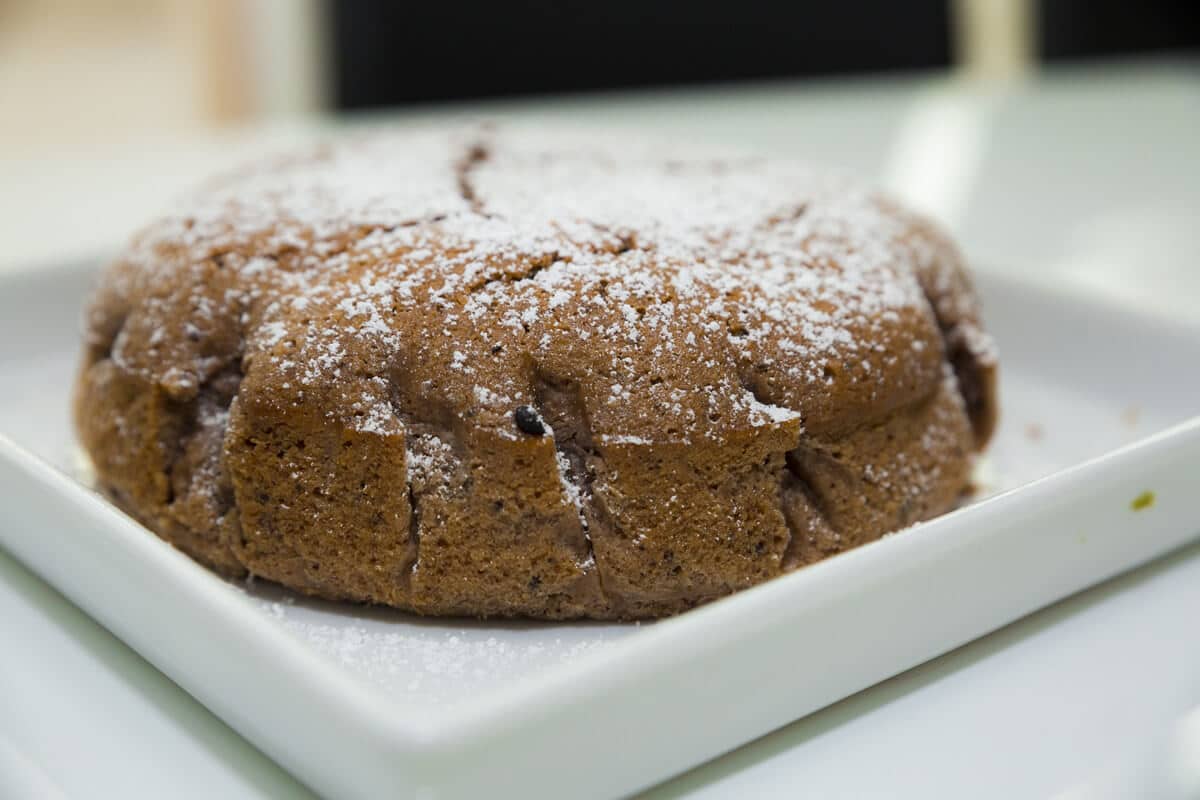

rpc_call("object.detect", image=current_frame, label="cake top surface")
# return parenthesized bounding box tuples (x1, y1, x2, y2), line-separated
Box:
(91, 125, 992, 446)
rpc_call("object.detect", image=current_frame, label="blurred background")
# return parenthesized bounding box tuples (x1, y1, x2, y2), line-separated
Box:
(0, 0, 1196, 301)
(2, 0, 1196, 128)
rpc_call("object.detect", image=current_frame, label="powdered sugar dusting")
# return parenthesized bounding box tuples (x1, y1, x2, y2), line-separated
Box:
(252, 587, 631, 707)
(104, 122, 993, 450)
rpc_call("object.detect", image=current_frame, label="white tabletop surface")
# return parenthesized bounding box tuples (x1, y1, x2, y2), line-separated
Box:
(2, 59, 1199, 799)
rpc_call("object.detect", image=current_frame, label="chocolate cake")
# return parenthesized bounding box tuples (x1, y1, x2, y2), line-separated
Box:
(75, 127, 998, 619)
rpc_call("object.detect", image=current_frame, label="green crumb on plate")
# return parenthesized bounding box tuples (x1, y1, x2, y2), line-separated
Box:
(1130, 491, 1155, 511)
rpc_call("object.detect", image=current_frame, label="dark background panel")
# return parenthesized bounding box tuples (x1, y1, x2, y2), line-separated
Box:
(330, 0, 1200, 110)
(331, 0, 952, 108)
(1039, 0, 1200, 61)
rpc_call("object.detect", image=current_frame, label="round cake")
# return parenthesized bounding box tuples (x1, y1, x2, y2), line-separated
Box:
(75, 126, 998, 619)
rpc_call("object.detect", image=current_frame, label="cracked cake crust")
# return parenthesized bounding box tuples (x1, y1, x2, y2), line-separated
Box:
(74, 126, 998, 619)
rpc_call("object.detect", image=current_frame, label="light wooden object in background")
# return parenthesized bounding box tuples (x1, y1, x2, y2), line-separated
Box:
(952, 0, 1036, 81)
(0, 0, 327, 153)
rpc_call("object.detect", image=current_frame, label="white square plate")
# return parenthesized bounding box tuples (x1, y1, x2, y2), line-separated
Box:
(1, 262, 1197, 799)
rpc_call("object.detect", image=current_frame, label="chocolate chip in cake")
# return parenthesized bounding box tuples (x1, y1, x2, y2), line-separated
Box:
(514, 405, 546, 436)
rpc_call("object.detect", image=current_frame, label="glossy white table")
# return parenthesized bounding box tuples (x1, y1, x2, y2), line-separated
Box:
(2, 58, 1198, 799)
